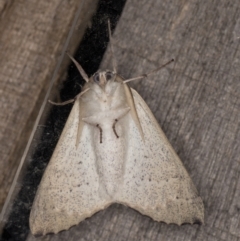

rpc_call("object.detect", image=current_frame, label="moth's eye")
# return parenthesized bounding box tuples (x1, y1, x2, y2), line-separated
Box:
(105, 71, 113, 81)
(93, 73, 100, 83)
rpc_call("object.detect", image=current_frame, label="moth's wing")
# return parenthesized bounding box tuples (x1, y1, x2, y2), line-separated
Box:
(30, 100, 112, 236)
(116, 89, 204, 225)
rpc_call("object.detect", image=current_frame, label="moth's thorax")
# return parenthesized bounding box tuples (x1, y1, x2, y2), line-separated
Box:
(82, 71, 128, 115)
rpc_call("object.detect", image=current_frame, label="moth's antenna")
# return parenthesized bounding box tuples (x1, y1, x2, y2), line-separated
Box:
(48, 53, 90, 106)
(124, 59, 174, 83)
(66, 52, 89, 83)
(108, 19, 117, 74)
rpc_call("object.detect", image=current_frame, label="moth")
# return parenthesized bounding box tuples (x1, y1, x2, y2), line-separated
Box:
(30, 21, 204, 236)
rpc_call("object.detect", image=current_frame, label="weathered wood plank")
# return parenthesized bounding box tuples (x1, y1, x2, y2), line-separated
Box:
(103, 1, 240, 239)
(0, 0, 98, 210)
(101, 2, 240, 241)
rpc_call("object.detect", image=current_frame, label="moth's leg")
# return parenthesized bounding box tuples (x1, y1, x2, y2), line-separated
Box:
(49, 98, 75, 106)
(123, 59, 174, 83)
(112, 119, 119, 138)
(111, 107, 131, 138)
(96, 124, 103, 143)
(49, 88, 90, 106)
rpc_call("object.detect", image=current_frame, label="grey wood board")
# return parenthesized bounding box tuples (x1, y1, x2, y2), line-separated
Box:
(27, 0, 240, 240)
(0, 0, 97, 211)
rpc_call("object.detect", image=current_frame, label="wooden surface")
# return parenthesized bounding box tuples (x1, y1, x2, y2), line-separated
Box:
(1, 0, 240, 240)
(0, 0, 97, 211)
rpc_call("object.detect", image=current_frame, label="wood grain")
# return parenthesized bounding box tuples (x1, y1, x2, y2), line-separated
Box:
(0, 0, 97, 211)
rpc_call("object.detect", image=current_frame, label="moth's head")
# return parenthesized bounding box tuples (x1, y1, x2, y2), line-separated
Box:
(81, 70, 124, 99)
(90, 70, 117, 87)
(87, 70, 124, 94)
